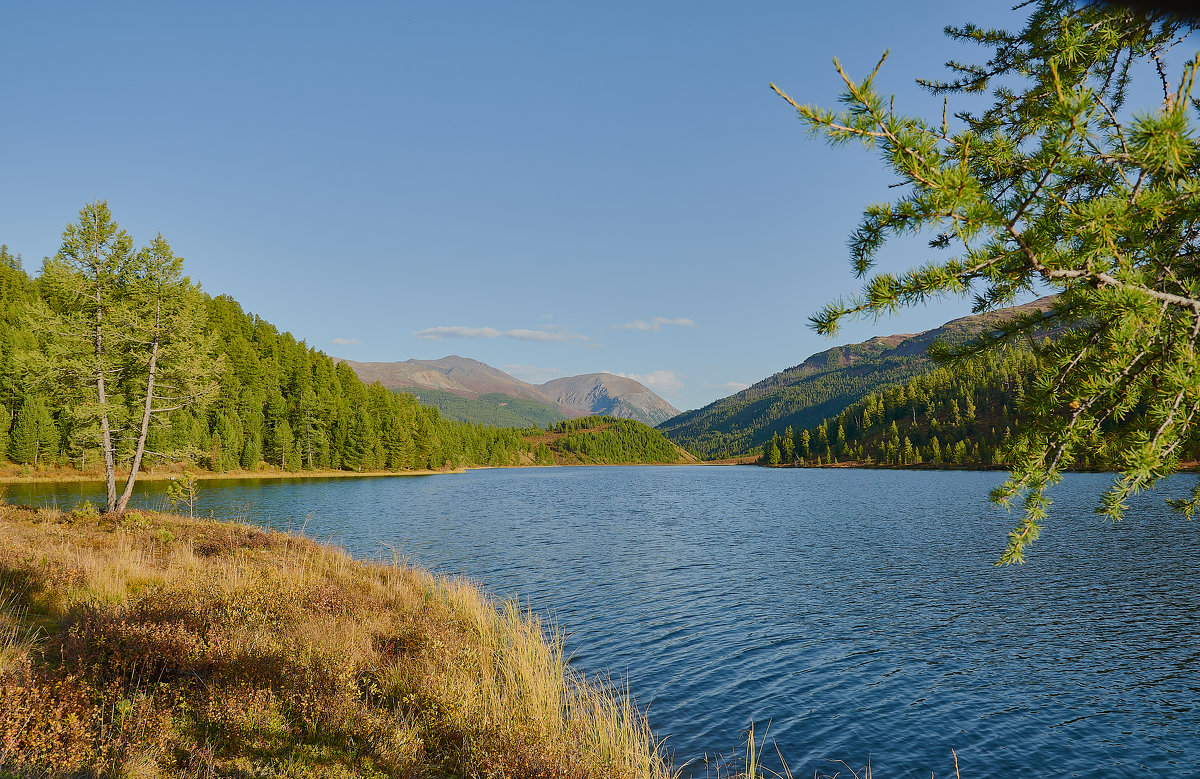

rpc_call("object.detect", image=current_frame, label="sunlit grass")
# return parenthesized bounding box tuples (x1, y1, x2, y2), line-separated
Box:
(0, 501, 952, 779)
(0, 502, 676, 778)
(0, 575, 42, 676)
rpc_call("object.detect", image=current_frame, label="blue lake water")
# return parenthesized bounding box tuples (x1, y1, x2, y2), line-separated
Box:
(7, 466, 1200, 777)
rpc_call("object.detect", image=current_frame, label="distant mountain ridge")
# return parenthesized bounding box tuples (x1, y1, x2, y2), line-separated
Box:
(540, 374, 679, 426)
(396, 388, 571, 430)
(658, 298, 1056, 459)
(336, 356, 680, 427)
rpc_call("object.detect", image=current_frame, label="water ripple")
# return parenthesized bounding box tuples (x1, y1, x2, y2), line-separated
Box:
(11, 467, 1200, 777)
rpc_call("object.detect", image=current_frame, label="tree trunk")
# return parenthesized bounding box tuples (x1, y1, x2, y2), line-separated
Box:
(117, 297, 161, 512)
(95, 283, 117, 512)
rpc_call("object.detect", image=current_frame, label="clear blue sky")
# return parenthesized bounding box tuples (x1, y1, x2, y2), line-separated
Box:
(0, 2, 1048, 411)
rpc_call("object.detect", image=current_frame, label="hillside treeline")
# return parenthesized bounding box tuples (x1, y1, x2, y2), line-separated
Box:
(548, 416, 686, 464)
(761, 348, 1044, 468)
(659, 301, 1060, 461)
(658, 329, 1012, 460)
(1, 238, 691, 476)
(0, 245, 530, 473)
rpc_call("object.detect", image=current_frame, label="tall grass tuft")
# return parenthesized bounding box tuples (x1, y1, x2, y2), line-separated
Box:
(0, 575, 41, 675)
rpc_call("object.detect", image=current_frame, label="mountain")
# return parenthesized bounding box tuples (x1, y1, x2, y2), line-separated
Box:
(397, 388, 569, 429)
(336, 356, 680, 427)
(337, 356, 564, 405)
(539, 374, 679, 426)
(658, 298, 1055, 459)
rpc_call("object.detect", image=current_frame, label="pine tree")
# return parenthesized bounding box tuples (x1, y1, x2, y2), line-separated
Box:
(241, 433, 262, 471)
(775, 0, 1200, 561)
(213, 414, 242, 472)
(10, 397, 58, 467)
(781, 426, 796, 463)
(34, 205, 216, 510)
(0, 405, 10, 460)
(35, 202, 134, 507)
(113, 234, 218, 510)
(271, 419, 294, 470)
(765, 436, 782, 466)
(285, 440, 303, 472)
(298, 387, 320, 469)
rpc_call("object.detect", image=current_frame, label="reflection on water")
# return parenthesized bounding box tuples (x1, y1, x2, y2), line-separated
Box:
(7, 467, 1200, 777)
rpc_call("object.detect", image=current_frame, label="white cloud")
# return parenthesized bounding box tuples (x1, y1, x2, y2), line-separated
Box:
(703, 381, 750, 393)
(412, 326, 503, 340)
(331, 337, 362, 345)
(503, 364, 564, 383)
(506, 328, 588, 342)
(413, 325, 588, 342)
(615, 316, 697, 333)
(614, 370, 684, 395)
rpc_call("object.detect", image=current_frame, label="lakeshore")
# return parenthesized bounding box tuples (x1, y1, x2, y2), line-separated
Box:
(6, 466, 1197, 776)
(0, 462, 462, 486)
(0, 501, 673, 778)
(0, 455, 709, 490)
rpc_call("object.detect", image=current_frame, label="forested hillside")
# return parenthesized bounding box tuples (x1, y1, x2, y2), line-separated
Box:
(0, 247, 38, 459)
(190, 296, 538, 472)
(760, 347, 1040, 467)
(2, 243, 533, 474)
(533, 416, 695, 466)
(0, 218, 685, 480)
(659, 299, 1054, 458)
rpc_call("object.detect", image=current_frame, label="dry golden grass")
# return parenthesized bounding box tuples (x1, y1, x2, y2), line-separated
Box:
(0, 503, 676, 779)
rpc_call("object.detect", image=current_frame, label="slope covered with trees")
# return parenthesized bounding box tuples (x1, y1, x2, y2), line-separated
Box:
(0, 246, 39, 459)
(183, 295, 536, 473)
(534, 416, 694, 466)
(0, 205, 689, 490)
(2, 205, 696, 484)
(760, 347, 1040, 468)
(7, 265, 533, 475)
(659, 300, 1053, 459)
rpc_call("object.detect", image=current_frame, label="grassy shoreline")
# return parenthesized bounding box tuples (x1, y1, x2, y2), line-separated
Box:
(0, 503, 675, 778)
(0, 463, 464, 486)
(0, 458, 713, 488)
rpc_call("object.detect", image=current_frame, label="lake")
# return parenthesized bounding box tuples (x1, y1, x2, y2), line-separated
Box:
(7, 466, 1199, 777)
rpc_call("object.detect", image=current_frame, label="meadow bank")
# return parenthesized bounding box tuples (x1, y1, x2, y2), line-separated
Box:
(0, 503, 673, 778)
